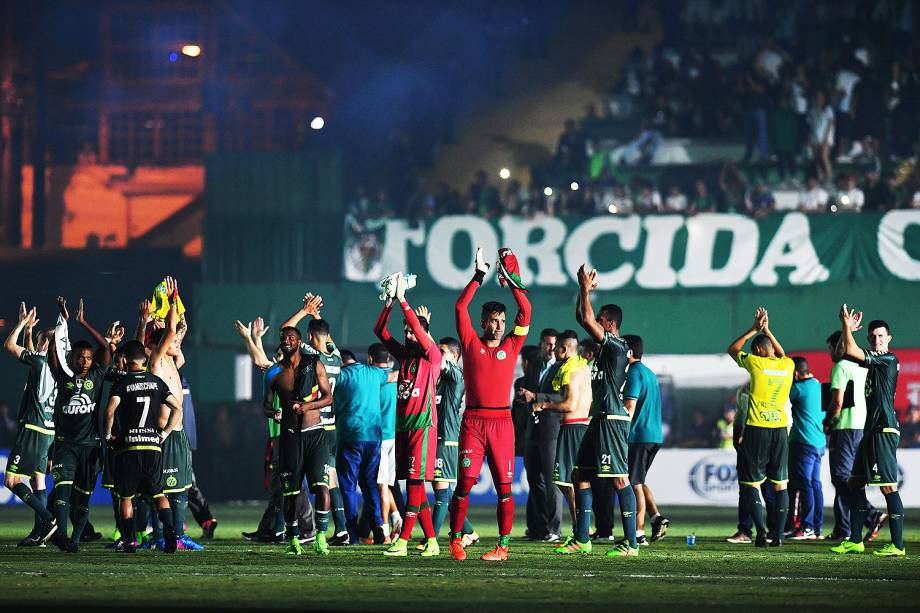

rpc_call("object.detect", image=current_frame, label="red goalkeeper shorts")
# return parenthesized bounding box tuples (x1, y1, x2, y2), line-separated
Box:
(457, 412, 515, 485)
(396, 426, 436, 481)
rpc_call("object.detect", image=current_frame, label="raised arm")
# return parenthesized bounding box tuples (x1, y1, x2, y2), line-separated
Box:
(455, 247, 490, 347)
(135, 299, 152, 343)
(575, 264, 604, 343)
(396, 274, 434, 353)
(759, 309, 785, 358)
(149, 278, 179, 366)
(76, 299, 112, 367)
(20, 303, 35, 353)
(727, 307, 766, 360)
(5, 306, 38, 360)
(508, 286, 531, 340)
(281, 293, 323, 330)
(235, 319, 271, 370)
(834, 304, 866, 363)
(294, 361, 333, 414)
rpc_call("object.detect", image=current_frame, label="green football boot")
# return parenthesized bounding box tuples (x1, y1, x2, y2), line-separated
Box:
(831, 539, 865, 554)
(873, 543, 906, 557)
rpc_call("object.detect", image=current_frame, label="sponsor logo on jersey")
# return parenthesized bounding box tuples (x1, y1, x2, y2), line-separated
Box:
(496, 350, 507, 360)
(62, 394, 95, 415)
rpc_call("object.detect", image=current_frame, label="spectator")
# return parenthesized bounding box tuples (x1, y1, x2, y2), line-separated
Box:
(665, 185, 688, 213)
(836, 175, 865, 213)
(863, 169, 897, 211)
(555, 119, 587, 173)
(688, 179, 717, 215)
(467, 170, 500, 218)
(745, 183, 776, 218)
(834, 61, 861, 157)
(769, 92, 799, 183)
(740, 67, 771, 163)
(902, 404, 920, 448)
(610, 183, 635, 215)
(797, 176, 829, 212)
(716, 404, 735, 450)
(635, 181, 663, 213)
(682, 409, 713, 448)
(719, 161, 748, 213)
(808, 90, 835, 182)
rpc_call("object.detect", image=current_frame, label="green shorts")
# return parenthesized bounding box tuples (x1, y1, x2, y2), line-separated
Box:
(101, 445, 115, 489)
(280, 428, 330, 495)
(162, 430, 192, 493)
(575, 416, 629, 478)
(433, 439, 458, 483)
(51, 441, 102, 494)
(852, 429, 900, 487)
(7, 426, 53, 478)
(323, 427, 338, 471)
(554, 422, 588, 486)
(114, 449, 164, 499)
(737, 425, 788, 486)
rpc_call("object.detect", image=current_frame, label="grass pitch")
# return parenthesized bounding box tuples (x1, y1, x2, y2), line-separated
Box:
(1, 503, 918, 610)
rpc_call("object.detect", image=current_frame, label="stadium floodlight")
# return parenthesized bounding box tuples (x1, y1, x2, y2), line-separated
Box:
(181, 44, 202, 57)
(499, 168, 511, 180)
(544, 187, 553, 197)
(310, 116, 325, 130)
(830, 204, 839, 213)
(570, 181, 579, 191)
(608, 204, 618, 214)
(840, 194, 850, 205)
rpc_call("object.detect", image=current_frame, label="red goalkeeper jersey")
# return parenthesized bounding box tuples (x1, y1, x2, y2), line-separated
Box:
(455, 279, 531, 417)
(374, 300, 441, 432)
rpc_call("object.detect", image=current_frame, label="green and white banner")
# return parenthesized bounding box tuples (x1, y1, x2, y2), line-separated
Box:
(343, 211, 920, 290)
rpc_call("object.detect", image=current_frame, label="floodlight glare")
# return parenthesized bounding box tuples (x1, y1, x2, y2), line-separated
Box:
(181, 45, 202, 57)
(310, 116, 325, 130)
(543, 187, 553, 197)
(570, 181, 579, 191)
(499, 168, 511, 180)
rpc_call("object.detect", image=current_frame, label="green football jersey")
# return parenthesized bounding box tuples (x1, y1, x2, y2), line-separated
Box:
(590, 332, 630, 418)
(17, 351, 57, 433)
(862, 350, 900, 433)
(436, 361, 464, 442)
(55, 362, 109, 445)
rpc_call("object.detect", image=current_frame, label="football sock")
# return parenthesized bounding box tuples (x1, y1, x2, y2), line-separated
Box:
(148, 498, 163, 539)
(315, 509, 330, 535)
(496, 483, 514, 539)
(849, 488, 868, 542)
(418, 502, 435, 539)
(53, 484, 73, 539)
(772, 489, 789, 544)
(329, 487, 347, 534)
(617, 484, 638, 548)
(110, 494, 120, 529)
(575, 487, 592, 543)
(884, 491, 905, 549)
(449, 493, 470, 537)
(123, 513, 136, 541)
(650, 512, 661, 522)
(12, 483, 53, 523)
(498, 534, 511, 547)
(742, 485, 766, 534)
(157, 506, 177, 533)
(400, 481, 427, 541)
(167, 491, 189, 536)
(70, 492, 91, 545)
(432, 487, 451, 536)
(32, 489, 48, 534)
(463, 517, 474, 535)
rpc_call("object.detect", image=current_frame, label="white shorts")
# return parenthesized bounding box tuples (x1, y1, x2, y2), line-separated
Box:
(377, 439, 396, 486)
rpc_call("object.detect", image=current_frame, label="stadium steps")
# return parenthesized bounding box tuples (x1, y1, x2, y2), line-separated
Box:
(427, 7, 662, 190)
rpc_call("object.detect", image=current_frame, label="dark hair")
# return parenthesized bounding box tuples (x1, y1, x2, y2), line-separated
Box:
(868, 320, 890, 335)
(407, 316, 430, 333)
(598, 304, 623, 327)
(438, 337, 461, 359)
(792, 356, 809, 375)
(307, 318, 330, 336)
(481, 301, 506, 319)
(340, 349, 357, 364)
(579, 337, 600, 358)
(540, 328, 559, 340)
(72, 340, 93, 353)
(520, 345, 540, 366)
(826, 331, 842, 346)
(124, 340, 147, 363)
(624, 334, 644, 359)
(280, 326, 302, 339)
(556, 329, 579, 346)
(751, 334, 772, 354)
(147, 328, 164, 347)
(368, 343, 390, 364)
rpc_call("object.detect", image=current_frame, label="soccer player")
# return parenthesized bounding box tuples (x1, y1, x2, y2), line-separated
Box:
(264, 325, 334, 556)
(280, 293, 349, 544)
(104, 340, 184, 553)
(427, 335, 478, 547)
(374, 273, 441, 557)
(4, 305, 59, 546)
(787, 357, 825, 540)
(48, 296, 112, 552)
(449, 247, 531, 561)
(830, 307, 906, 556)
(572, 265, 637, 557)
(528, 330, 591, 550)
(727, 307, 794, 548)
(623, 334, 669, 545)
(146, 277, 202, 551)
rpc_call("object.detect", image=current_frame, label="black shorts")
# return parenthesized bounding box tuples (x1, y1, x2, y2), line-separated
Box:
(323, 427, 337, 471)
(280, 428, 330, 496)
(627, 443, 660, 485)
(114, 449, 164, 499)
(737, 425, 788, 486)
(101, 445, 115, 489)
(51, 442, 102, 494)
(852, 429, 900, 487)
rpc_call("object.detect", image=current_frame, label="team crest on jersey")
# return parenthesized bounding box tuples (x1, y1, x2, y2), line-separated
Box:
(166, 476, 178, 488)
(410, 362, 418, 374)
(496, 350, 507, 360)
(480, 348, 486, 354)
(462, 456, 471, 468)
(83, 380, 94, 391)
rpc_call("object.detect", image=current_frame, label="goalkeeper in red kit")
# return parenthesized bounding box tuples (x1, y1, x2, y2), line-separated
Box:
(373, 273, 442, 557)
(449, 247, 531, 561)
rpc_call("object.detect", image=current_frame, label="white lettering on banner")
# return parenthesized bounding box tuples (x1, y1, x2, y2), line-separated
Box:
(498, 215, 568, 286)
(635, 215, 684, 289)
(380, 220, 425, 281)
(564, 216, 640, 289)
(426, 216, 498, 289)
(750, 212, 830, 286)
(878, 210, 920, 281)
(678, 214, 759, 287)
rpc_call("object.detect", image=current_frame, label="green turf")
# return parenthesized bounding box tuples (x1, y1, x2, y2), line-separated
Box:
(1, 504, 918, 610)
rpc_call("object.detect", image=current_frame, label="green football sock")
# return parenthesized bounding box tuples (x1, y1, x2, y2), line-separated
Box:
(157, 507, 177, 533)
(167, 492, 188, 536)
(315, 509, 330, 535)
(70, 492, 91, 545)
(742, 485, 765, 534)
(848, 489, 868, 542)
(498, 534, 511, 547)
(617, 484, 637, 548)
(432, 488, 451, 536)
(12, 483, 53, 524)
(329, 487, 347, 534)
(53, 484, 73, 539)
(884, 491, 905, 549)
(772, 489, 788, 544)
(575, 488, 592, 543)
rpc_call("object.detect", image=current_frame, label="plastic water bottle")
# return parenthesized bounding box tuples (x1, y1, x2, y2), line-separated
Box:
(686, 532, 696, 546)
